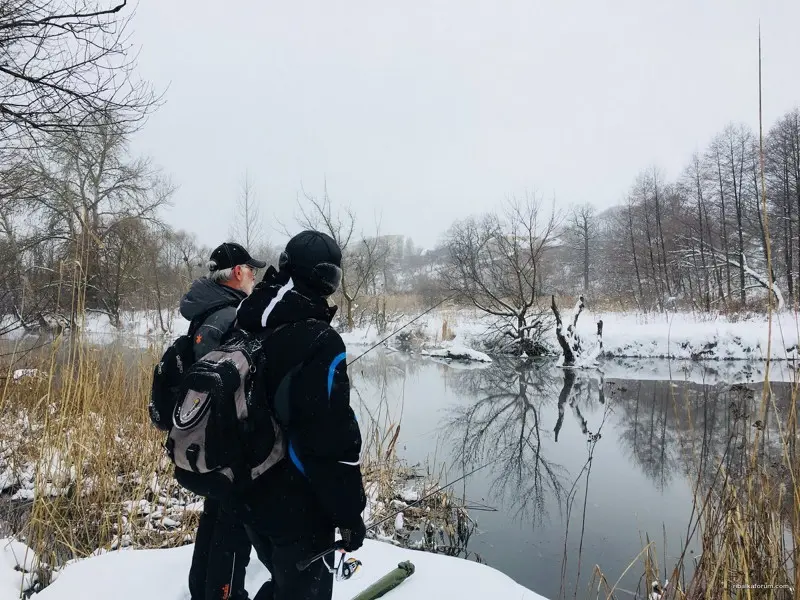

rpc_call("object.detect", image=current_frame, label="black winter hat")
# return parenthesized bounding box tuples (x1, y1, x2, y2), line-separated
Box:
(280, 230, 342, 296)
(209, 242, 266, 272)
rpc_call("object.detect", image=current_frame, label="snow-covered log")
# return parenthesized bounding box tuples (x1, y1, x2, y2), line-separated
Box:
(737, 254, 784, 311)
(551, 295, 603, 367)
(685, 241, 784, 311)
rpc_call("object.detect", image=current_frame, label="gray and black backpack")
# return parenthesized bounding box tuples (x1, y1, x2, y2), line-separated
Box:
(166, 327, 287, 497)
(149, 308, 219, 432)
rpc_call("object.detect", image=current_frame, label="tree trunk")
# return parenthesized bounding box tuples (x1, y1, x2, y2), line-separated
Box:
(715, 154, 732, 298)
(694, 167, 711, 311)
(727, 135, 748, 307)
(628, 205, 644, 302)
(792, 117, 800, 304)
(551, 295, 575, 366)
(653, 170, 671, 296)
(583, 221, 589, 294)
(345, 295, 354, 330)
(643, 201, 660, 307)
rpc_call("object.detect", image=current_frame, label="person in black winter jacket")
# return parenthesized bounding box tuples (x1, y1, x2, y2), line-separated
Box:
(179, 242, 265, 600)
(236, 230, 366, 600)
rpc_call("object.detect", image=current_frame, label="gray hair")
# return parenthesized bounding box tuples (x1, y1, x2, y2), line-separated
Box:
(206, 260, 234, 283)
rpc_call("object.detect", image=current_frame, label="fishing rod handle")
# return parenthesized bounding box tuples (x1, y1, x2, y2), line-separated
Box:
(296, 540, 346, 571)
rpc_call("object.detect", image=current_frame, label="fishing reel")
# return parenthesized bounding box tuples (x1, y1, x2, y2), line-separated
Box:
(322, 551, 363, 581)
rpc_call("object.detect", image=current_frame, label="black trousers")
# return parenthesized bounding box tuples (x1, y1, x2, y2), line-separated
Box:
(188, 497, 252, 600)
(240, 462, 337, 600)
(247, 527, 335, 600)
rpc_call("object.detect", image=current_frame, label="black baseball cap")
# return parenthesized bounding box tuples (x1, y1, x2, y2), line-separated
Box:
(208, 242, 266, 272)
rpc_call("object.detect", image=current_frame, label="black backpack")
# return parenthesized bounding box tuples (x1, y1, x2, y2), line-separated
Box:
(148, 308, 219, 432)
(166, 327, 288, 497)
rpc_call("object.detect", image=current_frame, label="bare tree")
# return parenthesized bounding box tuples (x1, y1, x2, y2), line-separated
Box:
(295, 184, 386, 330)
(766, 110, 800, 304)
(443, 194, 560, 355)
(0, 0, 159, 149)
(721, 124, 754, 306)
(564, 203, 597, 294)
(708, 135, 734, 300)
(229, 171, 264, 251)
(681, 153, 712, 311)
(25, 116, 173, 324)
(167, 229, 206, 286)
(0, 159, 43, 319)
(94, 216, 150, 326)
(623, 196, 644, 304)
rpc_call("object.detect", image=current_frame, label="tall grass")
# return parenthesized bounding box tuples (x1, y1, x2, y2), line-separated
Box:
(0, 339, 194, 581)
(0, 332, 466, 594)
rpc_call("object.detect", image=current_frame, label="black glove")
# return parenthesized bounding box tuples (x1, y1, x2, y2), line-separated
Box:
(339, 518, 366, 552)
(260, 265, 278, 283)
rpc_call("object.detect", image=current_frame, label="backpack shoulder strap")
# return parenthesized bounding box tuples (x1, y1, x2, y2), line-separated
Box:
(187, 306, 225, 338)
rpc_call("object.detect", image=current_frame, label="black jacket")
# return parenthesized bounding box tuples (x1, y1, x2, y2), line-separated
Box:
(180, 278, 247, 360)
(236, 267, 366, 530)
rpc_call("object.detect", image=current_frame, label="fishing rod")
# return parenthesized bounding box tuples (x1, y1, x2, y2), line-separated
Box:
(346, 294, 456, 366)
(296, 456, 500, 572)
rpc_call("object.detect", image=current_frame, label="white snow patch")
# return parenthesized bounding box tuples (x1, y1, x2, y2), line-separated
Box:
(0, 539, 39, 598)
(398, 488, 420, 503)
(12, 369, 43, 382)
(29, 539, 544, 600)
(570, 310, 800, 362)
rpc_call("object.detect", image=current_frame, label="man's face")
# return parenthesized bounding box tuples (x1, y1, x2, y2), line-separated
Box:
(242, 264, 258, 295)
(233, 264, 258, 295)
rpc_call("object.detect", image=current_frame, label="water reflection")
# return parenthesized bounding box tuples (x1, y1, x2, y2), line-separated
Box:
(553, 369, 605, 444)
(610, 379, 795, 506)
(443, 360, 607, 524)
(348, 352, 797, 599)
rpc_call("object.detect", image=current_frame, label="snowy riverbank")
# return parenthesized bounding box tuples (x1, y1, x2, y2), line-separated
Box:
(1, 537, 543, 600)
(3, 307, 798, 363)
(341, 308, 800, 362)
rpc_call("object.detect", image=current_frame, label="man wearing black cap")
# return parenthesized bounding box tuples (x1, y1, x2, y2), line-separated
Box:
(236, 230, 366, 600)
(179, 241, 266, 600)
(181, 242, 266, 361)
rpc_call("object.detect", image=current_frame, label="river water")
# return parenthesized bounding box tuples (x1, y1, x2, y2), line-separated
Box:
(349, 351, 794, 600)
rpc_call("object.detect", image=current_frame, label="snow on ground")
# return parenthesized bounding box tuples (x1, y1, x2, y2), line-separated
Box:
(574, 309, 800, 361)
(1, 537, 543, 600)
(342, 307, 800, 363)
(0, 540, 38, 599)
(4, 307, 799, 363)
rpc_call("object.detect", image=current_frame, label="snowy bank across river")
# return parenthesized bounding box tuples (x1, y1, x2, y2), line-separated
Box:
(341, 308, 800, 362)
(2, 537, 543, 600)
(576, 310, 800, 361)
(4, 307, 798, 363)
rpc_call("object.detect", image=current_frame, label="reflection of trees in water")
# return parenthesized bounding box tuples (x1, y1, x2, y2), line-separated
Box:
(348, 351, 432, 426)
(444, 359, 606, 524)
(554, 369, 605, 444)
(611, 380, 794, 496)
(611, 381, 681, 491)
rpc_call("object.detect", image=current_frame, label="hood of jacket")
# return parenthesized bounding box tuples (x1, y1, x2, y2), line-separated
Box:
(179, 278, 247, 321)
(236, 266, 337, 331)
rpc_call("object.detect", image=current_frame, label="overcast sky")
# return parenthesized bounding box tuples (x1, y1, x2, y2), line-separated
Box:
(130, 0, 800, 252)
